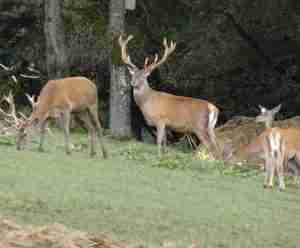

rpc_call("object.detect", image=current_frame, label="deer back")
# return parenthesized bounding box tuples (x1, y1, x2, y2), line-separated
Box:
(32, 77, 97, 120)
(140, 91, 218, 131)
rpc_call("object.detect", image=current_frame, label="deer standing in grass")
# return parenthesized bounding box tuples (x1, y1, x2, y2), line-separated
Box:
(16, 76, 107, 158)
(118, 35, 220, 158)
(223, 104, 300, 190)
(223, 104, 282, 163)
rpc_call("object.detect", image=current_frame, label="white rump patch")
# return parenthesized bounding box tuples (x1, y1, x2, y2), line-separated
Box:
(208, 108, 217, 128)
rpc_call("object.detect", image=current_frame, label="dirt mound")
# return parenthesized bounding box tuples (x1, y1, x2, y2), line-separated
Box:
(216, 115, 300, 164)
(0, 217, 199, 248)
(0, 217, 126, 248)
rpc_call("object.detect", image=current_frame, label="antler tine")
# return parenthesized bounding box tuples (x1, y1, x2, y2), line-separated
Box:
(118, 34, 137, 69)
(0, 92, 26, 128)
(25, 93, 37, 109)
(19, 73, 40, 79)
(145, 38, 176, 72)
(0, 63, 13, 71)
(144, 57, 149, 69)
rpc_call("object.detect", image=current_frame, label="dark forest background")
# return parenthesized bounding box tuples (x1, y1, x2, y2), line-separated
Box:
(1, 0, 300, 131)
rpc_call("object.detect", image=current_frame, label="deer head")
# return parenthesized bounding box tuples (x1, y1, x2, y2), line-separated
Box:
(16, 94, 40, 150)
(255, 104, 281, 128)
(118, 35, 176, 89)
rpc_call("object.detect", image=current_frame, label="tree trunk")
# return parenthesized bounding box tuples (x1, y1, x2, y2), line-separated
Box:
(44, 0, 68, 79)
(108, 0, 132, 137)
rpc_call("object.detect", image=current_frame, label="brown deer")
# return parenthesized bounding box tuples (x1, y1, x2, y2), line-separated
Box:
(16, 76, 107, 158)
(255, 104, 300, 181)
(223, 104, 282, 163)
(223, 105, 300, 190)
(118, 35, 220, 158)
(262, 127, 300, 190)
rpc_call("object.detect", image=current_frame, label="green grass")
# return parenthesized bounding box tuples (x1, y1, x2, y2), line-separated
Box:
(0, 131, 299, 248)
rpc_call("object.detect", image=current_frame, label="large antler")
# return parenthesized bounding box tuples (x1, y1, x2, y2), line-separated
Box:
(0, 63, 18, 83)
(0, 63, 14, 71)
(0, 62, 41, 82)
(144, 38, 176, 72)
(118, 34, 137, 69)
(0, 92, 27, 132)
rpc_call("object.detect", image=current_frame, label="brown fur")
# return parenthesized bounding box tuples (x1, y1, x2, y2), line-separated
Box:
(262, 128, 286, 190)
(119, 35, 220, 158)
(16, 76, 107, 158)
(225, 127, 300, 190)
(132, 80, 220, 158)
(225, 127, 300, 160)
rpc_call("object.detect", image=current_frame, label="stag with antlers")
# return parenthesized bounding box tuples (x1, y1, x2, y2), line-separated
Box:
(119, 35, 220, 158)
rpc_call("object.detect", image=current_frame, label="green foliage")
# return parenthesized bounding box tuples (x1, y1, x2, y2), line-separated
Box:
(120, 141, 262, 178)
(0, 136, 15, 146)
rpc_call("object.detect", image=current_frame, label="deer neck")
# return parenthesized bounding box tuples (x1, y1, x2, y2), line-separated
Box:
(133, 81, 153, 106)
(265, 120, 272, 129)
(30, 101, 49, 124)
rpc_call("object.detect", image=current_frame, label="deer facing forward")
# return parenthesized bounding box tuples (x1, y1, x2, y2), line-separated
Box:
(16, 76, 107, 158)
(119, 35, 220, 158)
(223, 105, 300, 190)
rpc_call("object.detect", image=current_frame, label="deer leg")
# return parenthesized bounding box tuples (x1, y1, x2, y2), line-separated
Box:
(38, 120, 47, 152)
(88, 105, 107, 158)
(208, 127, 221, 159)
(207, 109, 220, 159)
(156, 124, 166, 157)
(268, 159, 275, 188)
(292, 153, 300, 184)
(62, 110, 72, 155)
(195, 129, 213, 156)
(264, 157, 271, 188)
(77, 111, 96, 157)
(162, 129, 168, 152)
(276, 154, 286, 191)
(264, 157, 275, 188)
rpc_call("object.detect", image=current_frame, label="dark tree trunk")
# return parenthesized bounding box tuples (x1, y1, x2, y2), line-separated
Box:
(108, 0, 132, 137)
(44, 0, 68, 79)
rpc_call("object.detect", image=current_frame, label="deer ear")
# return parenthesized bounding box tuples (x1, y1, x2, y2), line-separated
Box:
(272, 104, 281, 114)
(258, 105, 266, 113)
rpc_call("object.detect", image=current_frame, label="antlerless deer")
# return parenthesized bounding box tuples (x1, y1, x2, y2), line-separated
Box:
(119, 35, 220, 158)
(223, 104, 282, 163)
(223, 105, 300, 190)
(16, 76, 107, 158)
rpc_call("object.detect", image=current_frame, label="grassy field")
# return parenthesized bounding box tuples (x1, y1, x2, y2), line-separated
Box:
(0, 131, 299, 248)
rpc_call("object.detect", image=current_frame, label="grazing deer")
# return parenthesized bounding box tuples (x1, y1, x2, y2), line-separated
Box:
(16, 76, 107, 158)
(118, 35, 220, 158)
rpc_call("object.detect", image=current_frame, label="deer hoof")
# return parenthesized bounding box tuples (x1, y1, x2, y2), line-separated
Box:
(263, 184, 273, 189)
